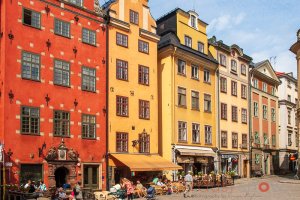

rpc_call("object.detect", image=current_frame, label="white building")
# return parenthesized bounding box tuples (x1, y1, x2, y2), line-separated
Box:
(277, 72, 299, 174)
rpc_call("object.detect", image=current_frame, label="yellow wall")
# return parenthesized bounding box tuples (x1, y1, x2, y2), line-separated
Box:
(176, 11, 208, 54)
(107, 0, 159, 154)
(158, 10, 218, 162)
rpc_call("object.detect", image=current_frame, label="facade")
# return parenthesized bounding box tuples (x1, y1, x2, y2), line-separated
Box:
(0, 0, 107, 190)
(250, 60, 280, 176)
(290, 29, 300, 178)
(209, 37, 252, 178)
(277, 72, 298, 174)
(157, 8, 219, 178)
(103, 0, 180, 187)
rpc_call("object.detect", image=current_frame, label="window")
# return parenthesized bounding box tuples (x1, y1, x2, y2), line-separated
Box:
(191, 91, 199, 110)
(288, 110, 291, 125)
(178, 121, 187, 142)
(116, 132, 128, 152)
(130, 10, 139, 25)
(263, 133, 269, 145)
(221, 103, 227, 120)
(231, 81, 237, 96)
(116, 96, 128, 117)
(68, 0, 83, 6)
(82, 66, 96, 92)
(221, 131, 227, 147)
(254, 102, 259, 117)
(54, 59, 70, 86)
(178, 59, 186, 75)
(271, 87, 275, 95)
(263, 105, 268, 119)
(205, 125, 212, 144)
(287, 80, 291, 88)
(242, 134, 247, 149)
(138, 65, 149, 85)
(82, 28, 96, 45)
(83, 165, 99, 189)
(253, 79, 258, 88)
(241, 108, 247, 124)
(22, 51, 40, 81)
(262, 82, 267, 92)
(255, 154, 260, 164)
(204, 69, 210, 83)
(20, 164, 42, 185)
(191, 15, 196, 28)
(139, 134, 150, 153)
(241, 84, 247, 99)
(54, 110, 70, 137)
(232, 132, 238, 148)
(191, 65, 199, 79)
(232, 106, 238, 122)
(288, 131, 292, 146)
(204, 94, 211, 112)
(288, 95, 291, 102)
(184, 35, 192, 47)
(21, 106, 39, 135)
(116, 59, 128, 81)
(23, 8, 41, 28)
(254, 132, 260, 144)
(198, 42, 204, 53)
(116, 32, 128, 47)
(271, 108, 276, 122)
(220, 77, 227, 93)
(296, 132, 299, 147)
(231, 60, 237, 73)
(82, 114, 96, 139)
(219, 54, 226, 67)
(178, 87, 186, 107)
(54, 18, 70, 37)
(241, 64, 246, 75)
(192, 123, 200, 143)
(138, 40, 149, 54)
(272, 135, 276, 146)
(139, 100, 150, 119)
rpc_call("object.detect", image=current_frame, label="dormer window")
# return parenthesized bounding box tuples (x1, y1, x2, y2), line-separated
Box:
(191, 15, 196, 28)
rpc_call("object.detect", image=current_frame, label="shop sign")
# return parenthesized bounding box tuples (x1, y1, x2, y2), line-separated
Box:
(5, 162, 12, 167)
(221, 155, 238, 159)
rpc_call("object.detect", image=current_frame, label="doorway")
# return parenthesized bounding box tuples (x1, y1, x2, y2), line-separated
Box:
(243, 160, 248, 178)
(55, 167, 69, 187)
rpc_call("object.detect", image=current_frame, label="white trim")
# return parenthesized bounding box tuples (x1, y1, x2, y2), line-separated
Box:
(174, 145, 214, 152)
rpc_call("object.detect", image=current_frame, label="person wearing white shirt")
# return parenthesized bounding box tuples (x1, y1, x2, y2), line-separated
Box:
(184, 171, 193, 198)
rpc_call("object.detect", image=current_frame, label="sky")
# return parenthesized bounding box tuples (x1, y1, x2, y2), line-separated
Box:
(100, 0, 300, 76)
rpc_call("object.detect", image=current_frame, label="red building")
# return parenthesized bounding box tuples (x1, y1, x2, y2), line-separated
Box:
(0, 0, 107, 190)
(250, 60, 280, 176)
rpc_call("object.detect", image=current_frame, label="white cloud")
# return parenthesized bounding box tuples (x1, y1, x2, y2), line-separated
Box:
(207, 12, 246, 33)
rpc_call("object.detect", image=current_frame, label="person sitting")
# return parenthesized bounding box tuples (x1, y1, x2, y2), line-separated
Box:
(24, 180, 31, 189)
(38, 180, 47, 192)
(156, 179, 165, 186)
(134, 180, 146, 198)
(56, 187, 67, 200)
(28, 181, 36, 193)
(145, 184, 156, 199)
(63, 180, 71, 190)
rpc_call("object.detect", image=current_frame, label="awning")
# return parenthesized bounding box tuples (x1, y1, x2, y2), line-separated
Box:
(177, 148, 216, 157)
(110, 154, 182, 171)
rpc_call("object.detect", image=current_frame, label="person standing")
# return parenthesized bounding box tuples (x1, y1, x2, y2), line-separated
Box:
(184, 171, 193, 198)
(74, 181, 83, 200)
(122, 178, 134, 200)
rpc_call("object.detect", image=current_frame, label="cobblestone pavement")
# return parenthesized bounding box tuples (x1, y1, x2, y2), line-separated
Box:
(138, 175, 300, 200)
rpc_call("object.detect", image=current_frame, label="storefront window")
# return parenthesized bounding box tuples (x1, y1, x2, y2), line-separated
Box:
(20, 164, 43, 185)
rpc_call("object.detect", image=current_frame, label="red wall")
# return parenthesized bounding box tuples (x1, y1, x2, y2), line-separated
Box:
(1, 0, 107, 188)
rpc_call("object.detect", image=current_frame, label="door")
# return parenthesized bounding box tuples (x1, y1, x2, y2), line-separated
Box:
(84, 165, 99, 189)
(243, 160, 248, 178)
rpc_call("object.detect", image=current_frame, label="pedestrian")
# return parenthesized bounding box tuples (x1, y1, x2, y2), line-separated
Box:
(184, 171, 193, 198)
(24, 179, 31, 189)
(38, 180, 47, 192)
(121, 178, 134, 200)
(74, 181, 83, 200)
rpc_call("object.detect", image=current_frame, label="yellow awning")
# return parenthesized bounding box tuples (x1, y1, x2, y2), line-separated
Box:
(110, 154, 182, 171)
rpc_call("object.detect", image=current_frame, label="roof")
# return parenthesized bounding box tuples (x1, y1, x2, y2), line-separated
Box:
(156, 7, 208, 25)
(208, 36, 252, 62)
(158, 31, 218, 64)
(276, 71, 297, 82)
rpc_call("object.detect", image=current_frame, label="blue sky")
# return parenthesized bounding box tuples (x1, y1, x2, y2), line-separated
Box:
(100, 0, 300, 76)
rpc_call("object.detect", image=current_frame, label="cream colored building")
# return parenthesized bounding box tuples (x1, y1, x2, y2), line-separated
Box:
(209, 37, 252, 178)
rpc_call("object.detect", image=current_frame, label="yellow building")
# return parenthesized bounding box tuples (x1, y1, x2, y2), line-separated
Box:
(209, 37, 252, 178)
(103, 0, 180, 186)
(157, 8, 219, 177)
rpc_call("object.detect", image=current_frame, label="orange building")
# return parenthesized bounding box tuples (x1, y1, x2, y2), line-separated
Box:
(0, 0, 107, 191)
(250, 60, 280, 176)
